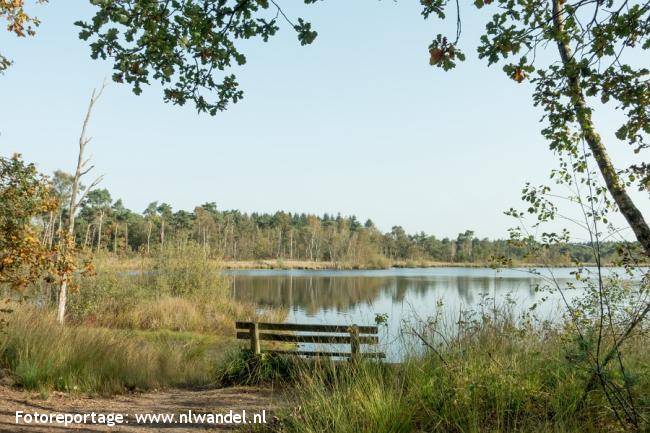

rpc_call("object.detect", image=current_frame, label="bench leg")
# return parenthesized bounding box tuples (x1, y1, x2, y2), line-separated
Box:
(350, 325, 360, 363)
(251, 322, 261, 355)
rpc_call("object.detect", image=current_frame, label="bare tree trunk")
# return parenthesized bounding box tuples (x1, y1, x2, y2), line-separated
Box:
(58, 283, 69, 326)
(223, 222, 228, 257)
(41, 214, 48, 245)
(83, 224, 91, 249)
(160, 219, 165, 247)
(42, 211, 54, 245)
(90, 226, 96, 250)
(49, 212, 56, 248)
(96, 210, 104, 253)
(552, 0, 650, 257)
(124, 222, 128, 253)
(46, 212, 62, 250)
(146, 220, 152, 254)
(57, 84, 105, 324)
(45, 213, 53, 248)
(113, 224, 118, 254)
(231, 225, 235, 258)
(49, 211, 59, 249)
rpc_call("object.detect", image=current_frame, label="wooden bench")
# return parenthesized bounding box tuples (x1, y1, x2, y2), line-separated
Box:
(235, 321, 385, 359)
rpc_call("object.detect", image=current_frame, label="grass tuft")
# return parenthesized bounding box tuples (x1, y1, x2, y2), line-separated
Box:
(256, 315, 650, 433)
(0, 308, 218, 394)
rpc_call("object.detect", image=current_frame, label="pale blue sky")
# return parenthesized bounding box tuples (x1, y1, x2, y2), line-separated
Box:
(1, 1, 647, 239)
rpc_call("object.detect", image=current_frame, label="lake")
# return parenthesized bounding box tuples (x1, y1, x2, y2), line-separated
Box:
(225, 267, 626, 361)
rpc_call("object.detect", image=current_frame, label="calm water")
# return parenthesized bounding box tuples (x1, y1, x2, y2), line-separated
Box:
(225, 267, 626, 361)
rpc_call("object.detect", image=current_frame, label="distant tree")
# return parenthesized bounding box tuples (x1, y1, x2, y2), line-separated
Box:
(42, 186, 628, 265)
(80, 188, 112, 251)
(172, 210, 195, 235)
(456, 230, 475, 261)
(51, 170, 75, 212)
(349, 215, 362, 232)
(273, 211, 291, 258)
(143, 201, 159, 254)
(157, 202, 173, 246)
(40, 170, 77, 249)
(389, 226, 411, 259)
(200, 202, 218, 215)
(111, 198, 130, 253)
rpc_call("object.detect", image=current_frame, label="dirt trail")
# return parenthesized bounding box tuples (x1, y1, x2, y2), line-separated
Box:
(0, 385, 285, 432)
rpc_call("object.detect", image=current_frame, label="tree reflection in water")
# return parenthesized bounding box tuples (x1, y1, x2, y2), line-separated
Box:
(229, 269, 556, 317)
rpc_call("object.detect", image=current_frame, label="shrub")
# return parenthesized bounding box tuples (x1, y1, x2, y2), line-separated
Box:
(215, 349, 301, 387)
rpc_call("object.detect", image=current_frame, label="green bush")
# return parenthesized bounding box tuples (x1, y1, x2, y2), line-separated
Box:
(215, 349, 302, 387)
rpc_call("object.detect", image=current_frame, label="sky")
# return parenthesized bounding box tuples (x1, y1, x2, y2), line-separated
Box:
(1, 0, 648, 240)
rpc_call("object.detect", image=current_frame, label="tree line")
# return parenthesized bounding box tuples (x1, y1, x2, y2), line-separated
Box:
(38, 170, 624, 266)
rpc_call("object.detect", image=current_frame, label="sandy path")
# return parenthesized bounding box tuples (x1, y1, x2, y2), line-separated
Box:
(0, 385, 285, 432)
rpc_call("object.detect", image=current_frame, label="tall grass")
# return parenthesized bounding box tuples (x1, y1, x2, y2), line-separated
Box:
(239, 313, 650, 433)
(0, 241, 285, 394)
(0, 308, 217, 394)
(66, 241, 284, 333)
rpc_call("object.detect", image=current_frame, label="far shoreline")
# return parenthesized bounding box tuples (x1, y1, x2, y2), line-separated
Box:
(219, 259, 610, 270)
(96, 256, 630, 272)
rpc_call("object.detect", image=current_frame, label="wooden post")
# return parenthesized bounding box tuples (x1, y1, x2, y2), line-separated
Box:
(251, 322, 261, 355)
(350, 325, 360, 362)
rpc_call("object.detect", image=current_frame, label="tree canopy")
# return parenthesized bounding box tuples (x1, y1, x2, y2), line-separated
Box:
(76, 0, 319, 114)
(422, 0, 649, 256)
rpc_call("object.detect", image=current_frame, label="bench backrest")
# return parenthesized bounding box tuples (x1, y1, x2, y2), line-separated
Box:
(235, 321, 385, 359)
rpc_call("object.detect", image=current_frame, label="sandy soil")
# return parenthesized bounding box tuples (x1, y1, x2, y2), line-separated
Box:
(0, 385, 285, 432)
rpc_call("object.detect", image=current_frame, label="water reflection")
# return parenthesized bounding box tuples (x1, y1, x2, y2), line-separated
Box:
(225, 267, 596, 361)
(230, 270, 549, 316)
